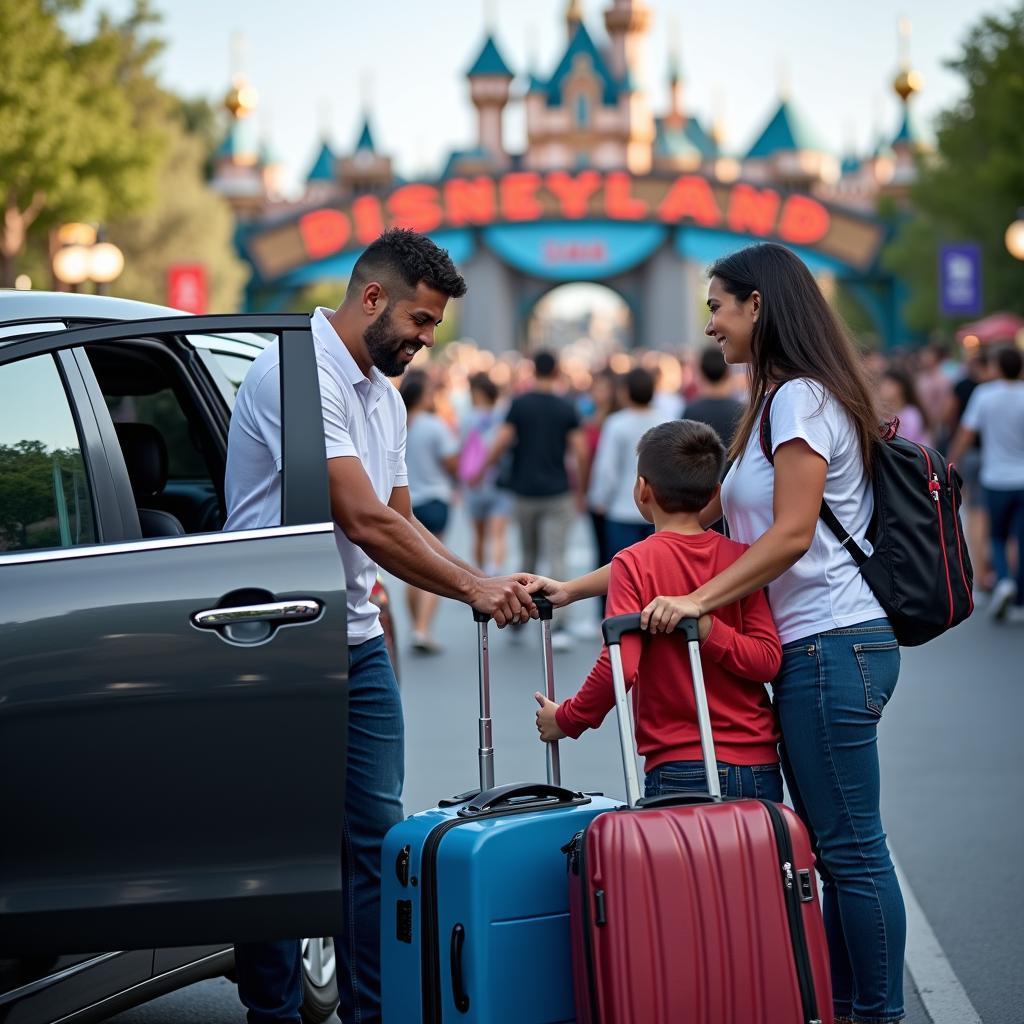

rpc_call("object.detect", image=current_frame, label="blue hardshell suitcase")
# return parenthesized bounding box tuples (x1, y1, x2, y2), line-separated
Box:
(381, 602, 618, 1023)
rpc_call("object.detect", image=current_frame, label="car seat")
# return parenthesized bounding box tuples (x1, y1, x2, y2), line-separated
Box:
(112, 422, 187, 537)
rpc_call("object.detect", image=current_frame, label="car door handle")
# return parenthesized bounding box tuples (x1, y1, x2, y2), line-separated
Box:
(192, 600, 322, 628)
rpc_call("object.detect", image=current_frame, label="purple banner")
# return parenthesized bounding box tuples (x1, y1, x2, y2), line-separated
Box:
(939, 242, 983, 317)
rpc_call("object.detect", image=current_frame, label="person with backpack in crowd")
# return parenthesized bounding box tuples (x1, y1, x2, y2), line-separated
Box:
(535, 420, 783, 804)
(459, 372, 512, 575)
(529, 244, 908, 1024)
(588, 366, 670, 556)
(949, 345, 1024, 623)
(400, 369, 460, 653)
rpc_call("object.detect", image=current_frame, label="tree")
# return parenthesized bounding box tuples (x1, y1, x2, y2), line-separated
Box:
(0, 0, 167, 286)
(884, 5, 1024, 333)
(106, 110, 248, 311)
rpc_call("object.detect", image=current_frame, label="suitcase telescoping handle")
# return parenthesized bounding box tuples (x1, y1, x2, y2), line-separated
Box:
(602, 614, 720, 808)
(472, 595, 558, 791)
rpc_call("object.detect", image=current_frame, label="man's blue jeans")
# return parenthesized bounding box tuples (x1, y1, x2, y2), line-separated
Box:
(235, 634, 404, 1024)
(985, 486, 1024, 603)
(644, 760, 783, 802)
(775, 619, 906, 1024)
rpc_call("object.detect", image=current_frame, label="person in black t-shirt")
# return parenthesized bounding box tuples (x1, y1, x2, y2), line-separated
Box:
(683, 346, 744, 458)
(481, 350, 587, 647)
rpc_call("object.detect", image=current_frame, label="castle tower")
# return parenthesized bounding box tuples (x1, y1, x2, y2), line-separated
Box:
(337, 114, 393, 197)
(604, 0, 652, 84)
(466, 33, 514, 167)
(885, 18, 925, 197)
(565, 0, 584, 39)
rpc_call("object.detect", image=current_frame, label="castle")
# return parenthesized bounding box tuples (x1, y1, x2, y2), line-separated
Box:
(211, 0, 926, 223)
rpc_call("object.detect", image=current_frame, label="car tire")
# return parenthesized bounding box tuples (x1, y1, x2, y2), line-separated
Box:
(300, 936, 339, 1024)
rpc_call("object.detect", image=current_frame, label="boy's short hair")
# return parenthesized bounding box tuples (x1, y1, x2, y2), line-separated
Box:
(637, 420, 725, 513)
(625, 367, 655, 405)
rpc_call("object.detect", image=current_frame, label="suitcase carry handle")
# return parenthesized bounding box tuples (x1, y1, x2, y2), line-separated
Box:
(602, 613, 720, 808)
(471, 595, 560, 791)
(456, 782, 589, 817)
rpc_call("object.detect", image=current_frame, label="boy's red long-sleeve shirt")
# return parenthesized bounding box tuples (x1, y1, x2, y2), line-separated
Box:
(555, 530, 782, 771)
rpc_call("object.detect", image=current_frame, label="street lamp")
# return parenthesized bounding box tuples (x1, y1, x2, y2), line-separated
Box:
(52, 224, 124, 292)
(1005, 209, 1024, 261)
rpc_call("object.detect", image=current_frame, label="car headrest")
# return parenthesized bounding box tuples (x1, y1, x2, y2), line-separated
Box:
(113, 422, 168, 499)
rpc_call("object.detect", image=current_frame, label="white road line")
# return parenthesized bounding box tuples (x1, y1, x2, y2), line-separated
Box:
(894, 853, 984, 1024)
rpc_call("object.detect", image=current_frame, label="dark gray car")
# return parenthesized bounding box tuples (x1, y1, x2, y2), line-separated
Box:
(0, 294, 348, 1023)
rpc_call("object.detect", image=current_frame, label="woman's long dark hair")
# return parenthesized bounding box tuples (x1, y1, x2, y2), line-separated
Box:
(709, 244, 878, 468)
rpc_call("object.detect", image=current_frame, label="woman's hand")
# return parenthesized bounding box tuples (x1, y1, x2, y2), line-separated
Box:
(640, 594, 702, 633)
(534, 693, 567, 742)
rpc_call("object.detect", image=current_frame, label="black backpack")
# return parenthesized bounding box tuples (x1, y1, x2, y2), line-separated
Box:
(759, 386, 974, 646)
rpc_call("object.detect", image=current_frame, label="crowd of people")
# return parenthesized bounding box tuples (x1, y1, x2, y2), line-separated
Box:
(396, 330, 1024, 652)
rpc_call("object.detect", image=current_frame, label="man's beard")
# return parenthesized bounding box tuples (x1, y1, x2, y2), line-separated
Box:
(364, 306, 418, 377)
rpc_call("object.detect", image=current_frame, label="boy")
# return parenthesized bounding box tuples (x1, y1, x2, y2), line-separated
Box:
(534, 420, 783, 801)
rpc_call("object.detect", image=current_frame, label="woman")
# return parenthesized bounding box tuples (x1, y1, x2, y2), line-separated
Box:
(879, 366, 931, 446)
(400, 369, 459, 654)
(531, 244, 905, 1024)
(459, 372, 512, 574)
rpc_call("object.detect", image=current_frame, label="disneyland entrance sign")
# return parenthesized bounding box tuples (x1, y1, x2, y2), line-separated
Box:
(243, 171, 886, 283)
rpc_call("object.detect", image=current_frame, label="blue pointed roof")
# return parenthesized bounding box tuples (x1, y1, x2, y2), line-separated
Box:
(654, 122, 702, 161)
(544, 21, 620, 106)
(745, 99, 823, 159)
(306, 140, 335, 182)
(527, 71, 547, 94)
(892, 107, 920, 148)
(355, 116, 375, 152)
(215, 118, 258, 162)
(684, 118, 718, 158)
(467, 34, 513, 78)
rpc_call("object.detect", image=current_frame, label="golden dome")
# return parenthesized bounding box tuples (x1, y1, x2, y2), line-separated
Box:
(224, 74, 258, 119)
(893, 68, 923, 102)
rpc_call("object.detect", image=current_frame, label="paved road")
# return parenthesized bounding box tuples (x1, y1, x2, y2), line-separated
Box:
(105, 507, 1022, 1023)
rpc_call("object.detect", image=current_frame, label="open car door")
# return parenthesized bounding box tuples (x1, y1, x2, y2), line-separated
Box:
(0, 315, 348, 954)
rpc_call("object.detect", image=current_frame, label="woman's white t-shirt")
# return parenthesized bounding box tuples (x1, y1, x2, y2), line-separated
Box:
(721, 378, 884, 645)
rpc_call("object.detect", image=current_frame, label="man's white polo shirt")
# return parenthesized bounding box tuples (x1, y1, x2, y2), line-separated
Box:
(224, 307, 408, 643)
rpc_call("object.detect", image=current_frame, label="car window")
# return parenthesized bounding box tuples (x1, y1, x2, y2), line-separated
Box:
(0, 355, 96, 552)
(188, 332, 268, 395)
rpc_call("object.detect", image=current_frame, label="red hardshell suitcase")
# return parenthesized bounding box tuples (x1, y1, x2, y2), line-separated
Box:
(567, 614, 833, 1024)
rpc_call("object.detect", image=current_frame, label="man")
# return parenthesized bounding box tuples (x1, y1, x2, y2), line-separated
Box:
(949, 345, 1024, 623)
(483, 349, 587, 648)
(683, 345, 744, 455)
(224, 229, 534, 1024)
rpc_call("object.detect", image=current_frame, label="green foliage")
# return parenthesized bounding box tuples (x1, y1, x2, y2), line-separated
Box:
(884, 5, 1024, 332)
(0, 0, 168, 283)
(105, 118, 248, 311)
(0, 441, 94, 551)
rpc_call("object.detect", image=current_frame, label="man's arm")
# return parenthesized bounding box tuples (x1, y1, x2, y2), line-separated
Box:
(388, 485, 483, 578)
(329, 457, 530, 624)
(569, 427, 591, 509)
(483, 421, 516, 470)
(947, 425, 977, 467)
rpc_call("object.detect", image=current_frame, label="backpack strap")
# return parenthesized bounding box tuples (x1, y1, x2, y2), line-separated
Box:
(758, 382, 869, 567)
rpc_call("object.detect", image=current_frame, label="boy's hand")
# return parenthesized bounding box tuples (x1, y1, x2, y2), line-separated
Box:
(534, 693, 567, 742)
(525, 575, 572, 608)
(641, 594, 702, 633)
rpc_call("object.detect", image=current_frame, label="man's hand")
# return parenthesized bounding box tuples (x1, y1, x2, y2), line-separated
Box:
(470, 575, 536, 627)
(525, 575, 572, 608)
(640, 594, 702, 634)
(535, 693, 567, 742)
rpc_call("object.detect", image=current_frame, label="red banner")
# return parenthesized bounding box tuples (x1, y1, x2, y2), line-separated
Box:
(167, 263, 208, 314)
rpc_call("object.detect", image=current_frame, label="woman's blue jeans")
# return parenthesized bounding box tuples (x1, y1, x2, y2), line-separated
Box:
(775, 618, 906, 1024)
(235, 634, 404, 1024)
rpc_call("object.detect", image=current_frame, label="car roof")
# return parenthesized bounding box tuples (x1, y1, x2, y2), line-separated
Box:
(0, 290, 184, 323)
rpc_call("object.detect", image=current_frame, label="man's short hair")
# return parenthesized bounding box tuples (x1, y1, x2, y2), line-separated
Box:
(699, 345, 728, 384)
(533, 350, 558, 379)
(349, 228, 467, 301)
(637, 420, 724, 513)
(469, 372, 498, 403)
(625, 367, 655, 405)
(996, 345, 1023, 380)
